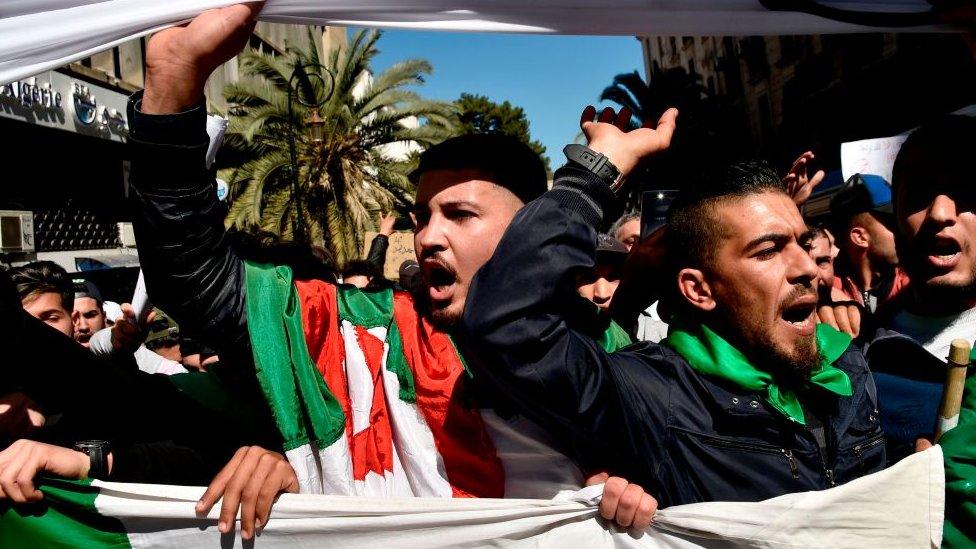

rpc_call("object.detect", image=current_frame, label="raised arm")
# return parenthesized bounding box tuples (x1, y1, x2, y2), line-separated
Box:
(459, 107, 677, 455)
(127, 5, 261, 355)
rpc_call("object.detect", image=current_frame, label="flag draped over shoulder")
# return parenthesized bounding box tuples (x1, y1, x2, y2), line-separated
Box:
(0, 0, 947, 85)
(244, 261, 504, 498)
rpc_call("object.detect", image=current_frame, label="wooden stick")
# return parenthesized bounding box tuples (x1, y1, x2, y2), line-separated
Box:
(935, 339, 972, 443)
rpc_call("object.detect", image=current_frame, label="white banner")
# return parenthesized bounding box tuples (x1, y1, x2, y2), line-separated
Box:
(14, 446, 940, 548)
(0, 1, 947, 86)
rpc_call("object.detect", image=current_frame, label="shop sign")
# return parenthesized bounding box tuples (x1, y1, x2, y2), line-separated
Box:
(1, 79, 64, 111)
(72, 82, 127, 135)
(0, 71, 128, 142)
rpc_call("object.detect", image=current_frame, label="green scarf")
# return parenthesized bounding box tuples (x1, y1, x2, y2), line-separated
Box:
(598, 319, 633, 353)
(663, 322, 853, 425)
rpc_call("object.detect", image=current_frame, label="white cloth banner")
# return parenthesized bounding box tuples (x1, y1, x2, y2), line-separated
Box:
(84, 446, 943, 548)
(0, 0, 946, 86)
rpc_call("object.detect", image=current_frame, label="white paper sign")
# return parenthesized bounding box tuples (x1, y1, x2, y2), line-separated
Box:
(131, 270, 152, 326)
(840, 133, 909, 183)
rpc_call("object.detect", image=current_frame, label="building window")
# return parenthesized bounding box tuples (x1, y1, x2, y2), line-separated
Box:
(112, 47, 122, 79)
(779, 36, 801, 65)
(248, 35, 281, 57)
(743, 37, 769, 82)
(758, 93, 774, 142)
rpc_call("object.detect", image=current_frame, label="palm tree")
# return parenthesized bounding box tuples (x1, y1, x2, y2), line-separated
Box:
(220, 28, 457, 263)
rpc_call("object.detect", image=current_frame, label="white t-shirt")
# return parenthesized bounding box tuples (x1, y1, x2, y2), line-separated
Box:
(888, 306, 976, 362)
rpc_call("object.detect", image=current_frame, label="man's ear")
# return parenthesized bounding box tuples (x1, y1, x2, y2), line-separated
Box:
(677, 268, 715, 312)
(850, 226, 870, 249)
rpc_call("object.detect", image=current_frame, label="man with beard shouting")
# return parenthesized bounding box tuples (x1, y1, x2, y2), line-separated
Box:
(459, 107, 887, 506)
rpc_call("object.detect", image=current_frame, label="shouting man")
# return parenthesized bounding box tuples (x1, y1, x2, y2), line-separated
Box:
(459, 107, 886, 506)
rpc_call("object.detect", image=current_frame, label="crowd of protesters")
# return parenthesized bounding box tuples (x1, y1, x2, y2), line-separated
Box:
(1, 2, 975, 544)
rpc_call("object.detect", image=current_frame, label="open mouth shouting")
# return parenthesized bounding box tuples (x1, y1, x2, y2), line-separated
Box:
(925, 234, 963, 272)
(779, 293, 817, 337)
(422, 258, 459, 304)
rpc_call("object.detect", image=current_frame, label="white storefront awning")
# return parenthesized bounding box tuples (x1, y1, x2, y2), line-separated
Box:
(0, 0, 955, 85)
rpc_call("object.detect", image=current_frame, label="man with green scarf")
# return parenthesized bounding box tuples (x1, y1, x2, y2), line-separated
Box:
(459, 106, 886, 507)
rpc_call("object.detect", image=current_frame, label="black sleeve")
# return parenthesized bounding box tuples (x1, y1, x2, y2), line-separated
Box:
(0, 296, 280, 483)
(365, 234, 389, 271)
(458, 165, 670, 479)
(126, 91, 248, 358)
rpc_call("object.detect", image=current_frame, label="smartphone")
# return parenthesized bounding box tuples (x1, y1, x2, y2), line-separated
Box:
(640, 190, 678, 241)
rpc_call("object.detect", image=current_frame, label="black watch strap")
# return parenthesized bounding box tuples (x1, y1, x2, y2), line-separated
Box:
(74, 440, 111, 480)
(563, 144, 623, 191)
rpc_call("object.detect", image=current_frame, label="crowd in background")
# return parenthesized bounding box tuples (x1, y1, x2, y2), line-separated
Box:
(2, 3, 976, 544)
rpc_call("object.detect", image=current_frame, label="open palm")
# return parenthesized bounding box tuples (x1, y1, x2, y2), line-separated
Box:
(580, 105, 678, 178)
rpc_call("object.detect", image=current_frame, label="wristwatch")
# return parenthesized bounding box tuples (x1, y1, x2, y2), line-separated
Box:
(563, 144, 624, 192)
(74, 440, 111, 480)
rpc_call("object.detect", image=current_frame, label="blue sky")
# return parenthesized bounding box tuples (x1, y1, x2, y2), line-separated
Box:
(366, 29, 645, 166)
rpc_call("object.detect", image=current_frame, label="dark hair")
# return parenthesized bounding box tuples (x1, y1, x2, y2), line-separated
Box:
(228, 230, 337, 283)
(666, 161, 786, 269)
(808, 223, 829, 240)
(341, 260, 380, 280)
(9, 261, 73, 311)
(145, 336, 180, 352)
(892, 114, 976, 209)
(409, 134, 548, 204)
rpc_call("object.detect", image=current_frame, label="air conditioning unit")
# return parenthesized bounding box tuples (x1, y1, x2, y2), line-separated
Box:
(0, 210, 35, 252)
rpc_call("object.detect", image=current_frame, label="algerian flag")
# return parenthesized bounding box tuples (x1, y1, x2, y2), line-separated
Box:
(939, 369, 976, 547)
(245, 261, 505, 498)
(0, 448, 944, 548)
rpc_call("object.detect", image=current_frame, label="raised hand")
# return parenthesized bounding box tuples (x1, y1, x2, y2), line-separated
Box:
(783, 151, 825, 206)
(110, 303, 152, 355)
(609, 224, 669, 326)
(143, 3, 264, 114)
(579, 106, 678, 181)
(378, 214, 397, 237)
(195, 446, 299, 541)
(816, 297, 862, 338)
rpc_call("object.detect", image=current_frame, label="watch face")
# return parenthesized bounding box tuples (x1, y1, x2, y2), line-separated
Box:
(74, 440, 109, 453)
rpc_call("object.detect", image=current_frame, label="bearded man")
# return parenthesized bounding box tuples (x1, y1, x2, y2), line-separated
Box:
(459, 108, 886, 505)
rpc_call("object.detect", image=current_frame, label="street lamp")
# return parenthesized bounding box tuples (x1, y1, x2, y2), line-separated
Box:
(287, 63, 335, 243)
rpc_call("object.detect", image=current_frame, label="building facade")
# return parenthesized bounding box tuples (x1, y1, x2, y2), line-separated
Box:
(0, 23, 344, 298)
(640, 33, 976, 177)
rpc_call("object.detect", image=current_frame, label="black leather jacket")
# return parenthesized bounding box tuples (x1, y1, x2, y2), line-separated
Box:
(126, 91, 251, 362)
(458, 165, 887, 507)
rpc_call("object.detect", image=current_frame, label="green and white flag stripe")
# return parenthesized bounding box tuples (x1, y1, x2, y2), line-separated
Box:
(0, 447, 944, 548)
